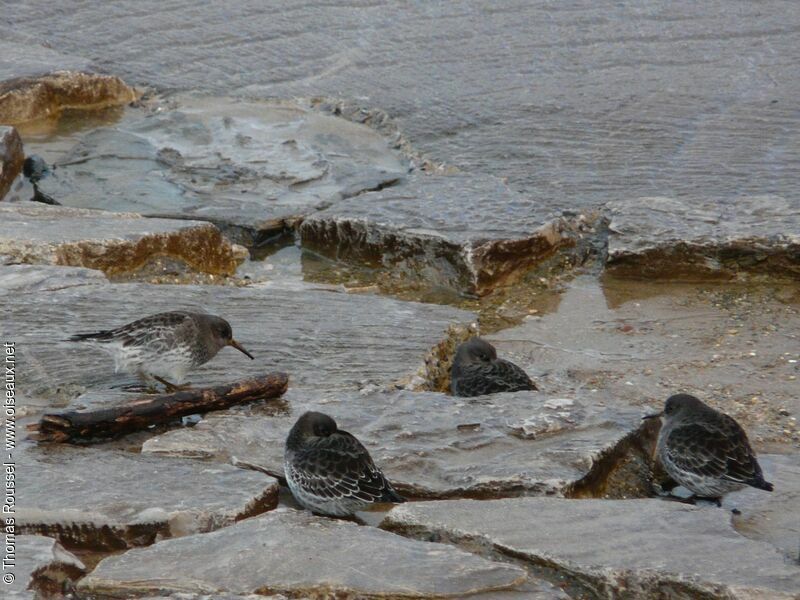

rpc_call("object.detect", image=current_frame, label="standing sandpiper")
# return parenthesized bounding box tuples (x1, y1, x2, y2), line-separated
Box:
(450, 337, 536, 397)
(644, 394, 773, 505)
(284, 411, 405, 517)
(69, 311, 254, 391)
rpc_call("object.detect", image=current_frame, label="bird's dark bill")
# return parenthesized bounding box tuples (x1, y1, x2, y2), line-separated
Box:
(230, 339, 255, 359)
(642, 411, 663, 420)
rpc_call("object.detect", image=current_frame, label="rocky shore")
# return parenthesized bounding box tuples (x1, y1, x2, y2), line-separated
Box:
(2, 3, 799, 598)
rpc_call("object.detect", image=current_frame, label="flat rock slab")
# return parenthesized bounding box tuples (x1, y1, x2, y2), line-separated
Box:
(8, 535, 86, 599)
(0, 263, 106, 295)
(0, 269, 472, 409)
(605, 196, 800, 279)
(728, 454, 800, 562)
(144, 388, 641, 498)
(78, 509, 528, 598)
(0, 203, 243, 277)
(35, 96, 408, 244)
(0, 125, 23, 199)
(383, 498, 800, 599)
(300, 172, 587, 296)
(16, 442, 278, 549)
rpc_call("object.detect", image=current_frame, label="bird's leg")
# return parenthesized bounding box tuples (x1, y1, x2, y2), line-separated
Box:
(153, 376, 192, 393)
(135, 372, 161, 394)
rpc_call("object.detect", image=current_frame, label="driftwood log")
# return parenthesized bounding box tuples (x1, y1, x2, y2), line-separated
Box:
(28, 372, 289, 443)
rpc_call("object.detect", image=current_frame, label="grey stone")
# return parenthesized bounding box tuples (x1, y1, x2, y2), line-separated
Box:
(0, 203, 244, 277)
(383, 497, 800, 599)
(728, 454, 800, 562)
(16, 442, 278, 549)
(78, 509, 529, 598)
(300, 172, 592, 296)
(34, 96, 408, 244)
(0, 271, 472, 408)
(605, 196, 800, 279)
(7, 535, 86, 599)
(144, 387, 642, 498)
(0, 126, 24, 200)
(0, 263, 106, 295)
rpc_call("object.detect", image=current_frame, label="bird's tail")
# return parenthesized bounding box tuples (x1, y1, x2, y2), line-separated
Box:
(384, 487, 407, 503)
(68, 330, 114, 342)
(749, 476, 774, 492)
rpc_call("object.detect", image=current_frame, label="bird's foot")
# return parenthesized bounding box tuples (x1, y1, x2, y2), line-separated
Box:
(119, 383, 159, 395)
(689, 495, 722, 507)
(153, 376, 192, 393)
(659, 494, 696, 506)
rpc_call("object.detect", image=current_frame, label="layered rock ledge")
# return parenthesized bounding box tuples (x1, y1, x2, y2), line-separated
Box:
(16, 443, 279, 549)
(77, 510, 530, 598)
(0, 70, 137, 125)
(32, 96, 408, 245)
(8, 536, 86, 599)
(605, 196, 800, 280)
(300, 173, 594, 297)
(0, 203, 244, 277)
(383, 497, 800, 599)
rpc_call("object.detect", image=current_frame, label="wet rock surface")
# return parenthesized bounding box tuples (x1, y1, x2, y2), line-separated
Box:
(300, 172, 592, 296)
(8, 535, 86, 599)
(728, 454, 800, 562)
(606, 196, 800, 279)
(16, 442, 278, 549)
(0, 203, 244, 277)
(489, 275, 800, 446)
(32, 96, 408, 244)
(0, 263, 107, 295)
(78, 509, 529, 598)
(0, 125, 24, 199)
(5, 2, 798, 209)
(143, 387, 642, 498)
(0, 71, 137, 125)
(383, 497, 800, 599)
(0, 269, 472, 407)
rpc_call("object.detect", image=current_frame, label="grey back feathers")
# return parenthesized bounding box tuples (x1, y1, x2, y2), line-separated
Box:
(655, 394, 773, 498)
(450, 337, 536, 397)
(284, 411, 405, 517)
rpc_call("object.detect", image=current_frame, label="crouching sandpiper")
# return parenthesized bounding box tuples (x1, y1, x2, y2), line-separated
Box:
(644, 393, 773, 505)
(284, 411, 405, 517)
(450, 337, 536, 397)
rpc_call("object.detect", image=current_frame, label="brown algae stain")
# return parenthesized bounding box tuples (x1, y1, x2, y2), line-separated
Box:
(54, 224, 244, 277)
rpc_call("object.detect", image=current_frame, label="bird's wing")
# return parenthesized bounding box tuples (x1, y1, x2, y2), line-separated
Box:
(665, 419, 763, 485)
(493, 359, 537, 391)
(289, 432, 403, 503)
(116, 312, 196, 349)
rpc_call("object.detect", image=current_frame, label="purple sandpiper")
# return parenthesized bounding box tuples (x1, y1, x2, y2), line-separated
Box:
(284, 411, 405, 517)
(450, 337, 536, 397)
(69, 311, 254, 391)
(644, 394, 773, 505)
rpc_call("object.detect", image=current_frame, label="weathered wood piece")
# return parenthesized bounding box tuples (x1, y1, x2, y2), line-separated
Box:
(28, 372, 288, 442)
